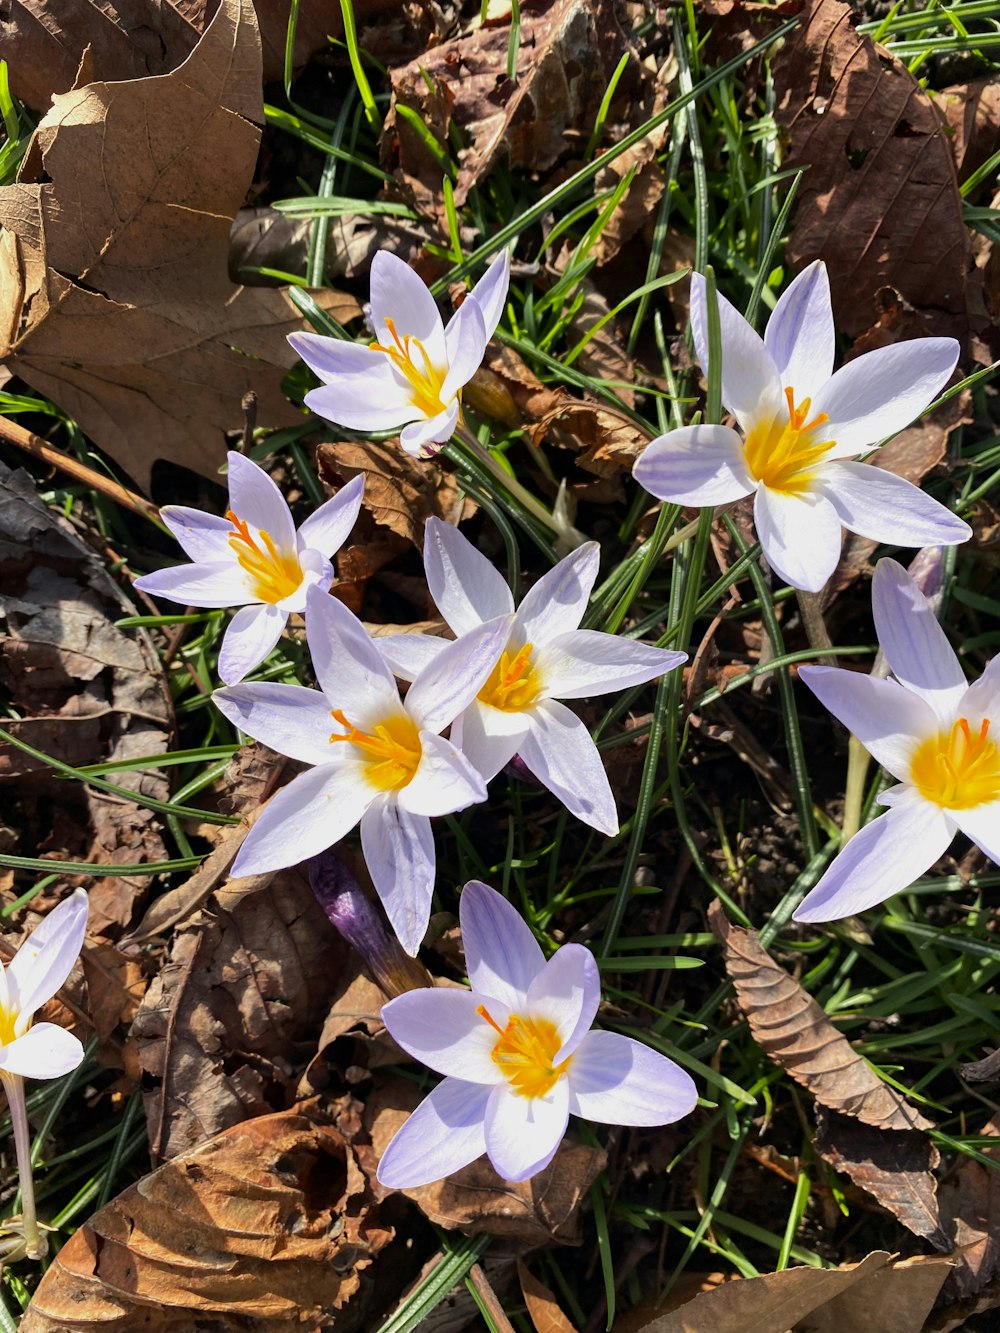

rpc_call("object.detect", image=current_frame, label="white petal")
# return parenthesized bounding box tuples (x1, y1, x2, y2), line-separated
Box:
(534, 630, 686, 700)
(297, 475, 364, 558)
(231, 761, 372, 877)
(440, 297, 487, 402)
(957, 656, 1000, 728)
(160, 506, 234, 563)
(871, 558, 968, 723)
(812, 338, 959, 456)
(7, 889, 87, 1024)
(451, 701, 528, 782)
(517, 700, 618, 835)
(405, 616, 513, 734)
(369, 250, 447, 365)
(516, 544, 600, 646)
(361, 798, 436, 955)
(225, 452, 296, 551)
(288, 331, 385, 383)
(566, 1030, 698, 1126)
(304, 375, 415, 433)
(0, 1025, 84, 1080)
(397, 732, 487, 817)
(217, 604, 286, 685)
(633, 425, 754, 507)
(278, 548, 332, 614)
(460, 880, 546, 1011)
(525, 944, 600, 1061)
(379, 632, 451, 682)
(793, 796, 954, 922)
(753, 486, 842, 593)
(689, 272, 784, 433)
(376, 1078, 490, 1189)
(212, 682, 340, 766)
(382, 988, 507, 1083)
(304, 585, 399, 719)
(484, 1078, 569, 1182)
(764, 260, 834, 401)
(821, 462, 971, 549)
(133, 561, 252, 609)
(798, 666, 938, 782)
(423, 518, 514, 635)
(400, 401, 460, 455)
(466, 250, 510, 342)
(953, 801, 1000, 863)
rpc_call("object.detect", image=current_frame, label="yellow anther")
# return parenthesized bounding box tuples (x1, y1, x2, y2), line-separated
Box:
(478, 642, 541, 712)
(371, 317, 449, 418)
(911, 717, 1000, 810)
(743, 386, 834, 494)
(330, 708, 422, 791)
(478, 1004, 570, 1099)
(227, 511, 303, 604)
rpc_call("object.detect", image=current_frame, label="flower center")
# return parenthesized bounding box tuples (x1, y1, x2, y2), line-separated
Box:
(226, 511, 303, 604)
(0, 1005, 19, 1047)
(371, 317, 449, 418)
(910, 717, 1000, 810)
(330, 709, 422, 791)
(477, 643, 541, 712)
(743, 386, 835, 495)
(478, 1005, 570, 1099)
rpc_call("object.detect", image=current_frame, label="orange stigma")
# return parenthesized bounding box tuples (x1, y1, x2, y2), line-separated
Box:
(329, 708, 422, 791)
(371, 317, 449, 417)
(226, 511, 303, 604)
(742, 386, 835, 494)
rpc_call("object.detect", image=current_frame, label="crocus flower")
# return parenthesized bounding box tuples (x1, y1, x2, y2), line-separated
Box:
(379, 519, 686, 835)
(213, 586, 512, 954)
(134, 452, 364, 685)
(288, 250, 510, 458)
(0, 889, 88, 1260)
(795, 558, 999, 922)
(633, 262, 970, 592)
(377, 881, 698, 1187)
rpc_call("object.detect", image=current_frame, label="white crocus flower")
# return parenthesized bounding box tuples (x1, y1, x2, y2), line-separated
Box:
(288, 250, 510, 458)
(633, 263, 969, 592)
(213, 586, 512, 954)
(795, 558, 1000, 922)
(377, 881, 697, 1188)
(134, 452, 363, 685)
(379, 520, 687, 836)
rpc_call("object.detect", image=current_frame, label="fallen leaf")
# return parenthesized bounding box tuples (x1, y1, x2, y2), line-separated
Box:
(933, 78, 1000, 187)
(80, 942, 147, 1064)
(959, 1048, 1000, 1083)
(20, 1110, 391, 1332)
(518, 1261, 579, 1333)
(937, 1112, 1000, 1298)
(709, 902, 933, 1131)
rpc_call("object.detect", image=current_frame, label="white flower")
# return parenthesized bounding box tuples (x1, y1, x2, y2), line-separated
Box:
(288, 250, 510, 458)
(213, 586, 512, 954)
(134, 452, 363, 685)
(379, 520, 686, 835)
(633, 263, 970, 592)
(795, 558, 1000, 922)
(377, 881, 697, 1188)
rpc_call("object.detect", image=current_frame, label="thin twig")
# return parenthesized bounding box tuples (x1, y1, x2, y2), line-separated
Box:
(467, 1263, 516, 1333)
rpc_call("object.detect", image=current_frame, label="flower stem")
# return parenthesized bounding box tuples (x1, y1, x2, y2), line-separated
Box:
(795, 589, 836, 660)
(3, 1073, 46, 1260)
(840, 735, 871, 846)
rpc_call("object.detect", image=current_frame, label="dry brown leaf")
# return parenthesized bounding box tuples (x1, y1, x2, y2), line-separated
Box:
(937, 1112, 1000, 1298)
(518, 1260, 579, 1333)
(0, 0, 357, 491)
(710, 902, 933, 1131)
(933, 78, 1000, 187)
(20, 1110, 391, 1333)
(634, 1251, 953, 1333)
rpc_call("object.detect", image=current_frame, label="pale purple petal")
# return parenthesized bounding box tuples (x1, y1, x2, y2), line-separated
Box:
(361, 797, 435, 955)
(566, 1030, 698, 1126)
(400, 401, 460, 455)
(297, 475, 364, 557)
(466, 250, 510, 342)
(376, 1078, 490, 1189)
(633, 425, 754, 506)
(534, 630, 686, 700)
(753, 486, 842, 593)
(793, 795, 954, 922)
(764, 260, 834, 401)
(7, 889, 87, 1024)
(871, 558, 967, 723)
(518, 699, 617, 835)
(397, 732, 487, 817)
(304, 585, 399, 719)
(160, 506, 234, 563)
(526, 944, 600, 1061)
(0, 1024, 84, 1080)
(133, 561, 252, 609)
(953, 800, 1000, 863)
(423, 518, 514, 635)
(820, 463, 971, 549)
(278, 548, 332, 614)
(217, 604, 286, 685)
(451, 700, 528, 781)
(798, 666, 938, 782)
(382, 989, 507, 1083)
(460, 880, 546, 1011)
(812, 338, 959, 455)
(379, 632, 451, 682)
(689, 272, 784, 433)
(405, 616, 513, 734)
(231, 761, 372, 877)
(516, 543, 600, 646)
(957, 656, 1000, 727)
(225, 452, 296, 551)
(288, 331, 385, 382)
(212, 682, 340, 766)
(485, 1078, 569, 1182)
(440, 297, 487, 402)
(369, 250, 447, 365)
(304, 374, 415, 432)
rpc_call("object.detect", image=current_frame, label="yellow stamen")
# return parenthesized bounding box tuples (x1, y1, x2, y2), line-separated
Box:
(0, 1006, 18, 1047)
(477, 1004, 570, 1099)
(911, 717, 1000, 810)
(371, 316, 449, 417)
(227, 511, 303, 604)
(330, 708, 422, 791)
(478, 642, 541, 712)
(743, 386, 835, 495)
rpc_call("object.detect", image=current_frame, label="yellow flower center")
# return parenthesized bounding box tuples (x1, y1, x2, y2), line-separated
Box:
(910, 717, 1000, 810)
(227, 511, 303, 604)
(478, 643, 541, 712)
(743, 386, 835, 495)
(478, 1005, 570, 1099)
(371, 317, 449, 418)
(0, 1005, 19, 1047)
(330, 709, 422, 791)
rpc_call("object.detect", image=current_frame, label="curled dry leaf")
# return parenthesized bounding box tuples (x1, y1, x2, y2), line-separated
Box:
(709, 902, 933, 1131)
(20, 1111, 392, 1333)
(937, 1112, 1000, 1299)
(518, 1260, 579, 1333)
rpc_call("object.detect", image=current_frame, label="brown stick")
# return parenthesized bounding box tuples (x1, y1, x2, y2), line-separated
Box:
(467, 1263, 516, 1333)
